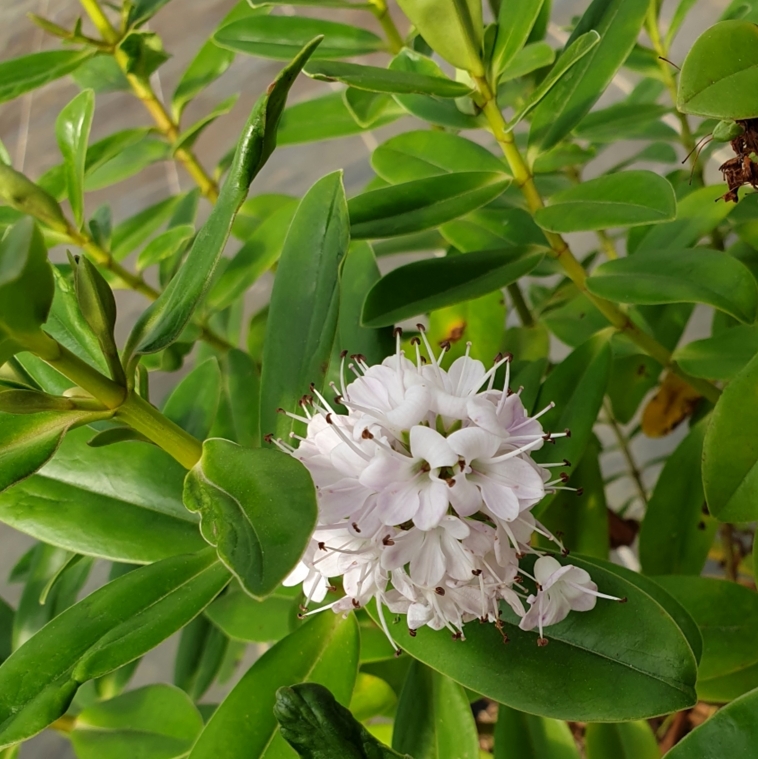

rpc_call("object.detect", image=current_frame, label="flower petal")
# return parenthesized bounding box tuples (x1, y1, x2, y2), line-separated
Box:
(448, 426, 501, 463)
(409, 425, 457, 469)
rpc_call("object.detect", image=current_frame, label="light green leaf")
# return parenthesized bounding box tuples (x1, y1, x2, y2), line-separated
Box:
(0, 50, 94, 104)
(173, 95, 239, 154)
(174, 615, 228, 701)
(499, 41, 556, 82)
(574, 103, 675, 143)
(350, 673, 397, 722)
(674, 325, 758, 381)
(586, 249, 758, 324)
(584, 721, 659, 759)
(112, 195, 183, 262)
(491, 0, 547, 80)
(162, 358, 221, 440)
(136, 224, 195, 272)
(494, 705, 579, 759)
(55, 89, 94, 229)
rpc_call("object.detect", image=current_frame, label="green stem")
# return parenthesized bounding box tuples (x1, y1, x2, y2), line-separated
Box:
(369, 0, 404, 53)
(603, 400, 647, 506)
(473, 76, 722, 405)
(507, 283, 535, 327)
(79, 0, 119, 43)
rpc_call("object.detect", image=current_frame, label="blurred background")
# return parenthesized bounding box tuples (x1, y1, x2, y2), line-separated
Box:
(0, 0, 733, 755)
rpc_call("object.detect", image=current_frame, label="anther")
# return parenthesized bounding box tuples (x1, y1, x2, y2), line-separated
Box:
(416, 323, 426, 333)
(352, 522, 361, 533)
(563, 459, 572, 467)
(352, 598, 361, 608)
(452, 631, 462, 641)
(327, 585, 337, 592)
(564, 428, 572, 438)
(394, 648, 403, 657)
(619, 597, 628, 604)
(382, 535, 395, 546)
(325, 413, 333, 424)
(263, 433, 274, 443)
(362, 428, 374, 439)
(394, 327, 403, 338)
(472, 569, 482, 576)
(537, 637, 549, 647)
(276, 407, 285, 414)
(440, 340, 451, 352)
(340, 349, 348, 358)
(409, 628, 417, 637)
(410, 336, 421, 346)
(576, 488, 584, 496)
(560, 472, 569, 483)
(435, 587, 446, 596)
(318, 541, 326, 550)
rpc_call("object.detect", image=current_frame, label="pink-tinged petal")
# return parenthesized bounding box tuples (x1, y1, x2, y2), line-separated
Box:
(447, 426, 501, 463)
(319, 478, 370, 522)
(542, 592, 572, 626)
(390, 566, 416, 599)
(440, 532, 475, 580)
(518, 602, 542, 631)
(303, 572, 329, 603)
(465, 397, 503, 437)
(385, 590, 412, 614)
(283, 561, 311, 587)
(448, 475, 482, 517)
(534, 556, 563, 585)
(408, 602, 434, 629)
(410, 534, 446, 587)
(380, 529, 424, 571)
(386, 384, 432, 430)
(439, 514, 470, 540)
(447, 356, 486, 395)
(568, 586, 598, 612)
(378, 479, 421, 525)
(500, 587, 525, 617)
(477, 476, 520, 522)
(413, 480, 450, 530)
(409, 425, 457, 469)
(359, 451, 415, 491)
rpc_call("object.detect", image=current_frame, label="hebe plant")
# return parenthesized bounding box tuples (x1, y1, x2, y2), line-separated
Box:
(1, 0, 758, 756)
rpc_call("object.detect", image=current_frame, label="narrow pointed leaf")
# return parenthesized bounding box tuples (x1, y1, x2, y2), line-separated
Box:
(674, 325, 758, 381)
(0, 50, 94, 104)
(491, 0, 547, 79)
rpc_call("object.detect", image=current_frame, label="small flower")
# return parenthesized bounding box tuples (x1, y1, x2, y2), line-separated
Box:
(272, 332, 613, 648)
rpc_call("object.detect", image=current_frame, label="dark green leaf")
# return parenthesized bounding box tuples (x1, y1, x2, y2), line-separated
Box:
(174, 616, 229, 701)
(494, 704, 579, 759)
(362, 247, 544, 328)
(71, 55, 129, 93)
(259, 171, 349, 441)
(162, 358, 221, 440)
(128, 0, 174, 26)
(574, 103, 676, 143)
(349, 172, 511, 240)
(0, 50, 94, 104)
(586, 249, 758, 324)
(534, 171, 676, 232)
(528, 0, 649, 153)
(125, 39, 321, 359)
(183, 439, 317, 599)
(214, 16, 383, 60)
(71, 684, 204, 759)
(639, 421, 716, 575)
(392, 661, 479, 759)
(85, 138, 171, 192)
(188, 612, 359, 759)
(0, 549, 228, 748)
(55, 89, 94, 229)
(675, 325, 758, 381)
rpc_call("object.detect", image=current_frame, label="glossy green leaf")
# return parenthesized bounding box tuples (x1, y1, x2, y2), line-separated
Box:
(678, 20, 758, 119)
(372, 131, 506, 184)
(704, 351, 758, 521)
(532, 333, 612, 469)
(528, 0, 649, 153)
(535, 171, 676, 232)
(112, 195, 183, 261)
(493, 705, 579, 759)
(369, 552, 697, 720)
(396, 0, 484, 74)
(491, 0, 547, 80)
(174, 615, 229, 701)
(654, 576, 758, 702)
(343, 88, 405, 128)
(205, 584, 298, 642)
(250, 0, 371, 5)
(498, 42, 555, 82)
(0, 599, 11, 666)
(208, 200, 297, 311)
(392, 661, 479, 759)
(85, 138, 171, 192)
(584, 721, 659, 759)
(0, 549, 228, 748)
(71, 55, 129, 93)
(440, 207, 545, 252)
(674, 325, 758, 381)
(0, 50, 94, 104)
(188, 612, 359, 759)
(259, 171, 349, 441)
(0, 164, 68, 234)
(665, 687, 758, 758)
(71, 684, 204, 759)
(306, 60, 471, 97)
(136, 224, 194, 272)
(214, 16, 383, 60)
(55, 89, 94, 229)
(162, 358, 221, 440)
(362, 247, 543, 328)
(126, 39, 320, 359)
(639, 421, 716, 575)
(184, 439, 317, 599)
(574, 103, 675, 143)
(586, 249, 758, 324)
(350, 673, 397, 722)
(128, 0, 174, 26)
(349, 172, 511, 240)
(0, 428, 204, 563)
(173, 95, 239, 154)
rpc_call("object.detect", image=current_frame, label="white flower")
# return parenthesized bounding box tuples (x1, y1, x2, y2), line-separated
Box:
(271, 332, 612, 648)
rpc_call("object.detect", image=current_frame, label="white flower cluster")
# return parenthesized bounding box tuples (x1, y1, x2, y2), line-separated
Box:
(274, 331, 619, 648)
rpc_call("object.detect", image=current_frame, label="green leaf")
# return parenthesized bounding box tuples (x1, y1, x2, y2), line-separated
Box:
(172, 1, 266, 120)
(344, 88, 405, 128)
(128, 0, 174, 26)
(584, 721, 659, 759)
(396, 0, 484, 74)
(205, 583, 298, 642)
(71, 55, 129, 93)
(136, 224, 194, 272)
(183, 439, 317, 599)
(574, 103, 675, 143)
(188, 612, 359, 759)
(534, 171, 676, 232)
(350, 673, 397, 722)
(674, 325, 758, 381)
(251, 0, 371, 5)
(666, 0, 700, 48)
(259, 171, 349, 441)
(218, 349, 261, 449)
(498, 42, 555, 82)
(392, 661, 479, 759)
(368, 552, 697, 721)
(275, 682, 405, 759)
(665, 686, 758, 758)
(112, 195, 183, 261)
(440, 208, 545, 252)
(126, 39, 320, 359)
(528, 0, 649, 153)
(305, 60, 471, 97)
(118, 31, 169, 79)
(214, 16, 383, 60)
(372, 131, 507, 184)
(389, 49, 484, 130)
(85, 138, 171, 192)
(0, 549, 228, 748)
(587, 249, 758, 324)
(0, 599, 12, 665)
(55, 89, 94, 229)
(208, 200, 297, 311)
(0, 428, 204, 563)
(173, 95, 239, 154)
(678, 20, 758, 119)
(349, 172, 511, 240)
(71, 684, 204, 759)
(0, 164, 69, 234)
(0, 50, 94, 104)
(493, 705, 579, 759)
(174, 615, 229, 701)
(162, 358, 221, 440)
(362, 247, 544, 328)
(654, 576, 758, 702)
(491, 0, 547, 80)
(639, 421, 716, 575)
(532, 333, 612, 469)
(703, 351, 758, 521)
